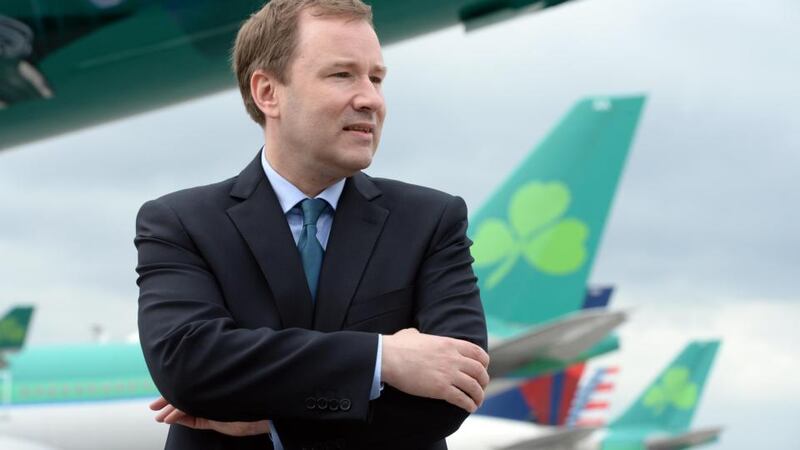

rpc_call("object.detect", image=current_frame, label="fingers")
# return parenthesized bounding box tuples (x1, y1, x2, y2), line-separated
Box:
(149, 396, 169, 411)
(459, 357, 490, 389)
(208, 419, 272, 437)
(453, 371, 484, 410)
(163, 408, 189, 425)
(178, 415, 208, 430)
(154, 404, 177, 423)
(444, 384, 478, 413)
(154, 404, 189, 425)
(454, 340, 490, 368)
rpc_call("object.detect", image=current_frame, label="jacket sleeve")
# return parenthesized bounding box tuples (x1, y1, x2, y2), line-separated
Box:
(135, 198, 378, 423)
(372, 194, 488, 443)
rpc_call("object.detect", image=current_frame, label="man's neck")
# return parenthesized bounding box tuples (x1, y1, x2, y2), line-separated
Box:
(263, 148, 341, 198)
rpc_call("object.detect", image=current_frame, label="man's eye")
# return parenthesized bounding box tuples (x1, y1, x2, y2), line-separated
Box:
(370, 76, 383, 84)
(332, 72, 351, 78)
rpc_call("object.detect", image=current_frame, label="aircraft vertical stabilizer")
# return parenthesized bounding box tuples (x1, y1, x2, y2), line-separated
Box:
(611, 340, 721, 433)
(0, 306, 34, 352)
(469, 96, 646, 327)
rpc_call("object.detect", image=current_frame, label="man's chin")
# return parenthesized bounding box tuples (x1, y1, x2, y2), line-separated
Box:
(336, 153, 374, 176)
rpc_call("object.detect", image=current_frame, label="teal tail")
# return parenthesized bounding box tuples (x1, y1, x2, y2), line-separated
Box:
(469, 96, 646, 328)
(611, 340, 721, 433)
(0, 306, 35, 351)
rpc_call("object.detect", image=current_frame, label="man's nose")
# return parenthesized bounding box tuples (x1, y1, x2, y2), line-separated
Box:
(352, 77, 384, 112)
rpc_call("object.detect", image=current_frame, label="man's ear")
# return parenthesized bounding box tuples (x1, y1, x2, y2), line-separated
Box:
(250, 69, 280, 119)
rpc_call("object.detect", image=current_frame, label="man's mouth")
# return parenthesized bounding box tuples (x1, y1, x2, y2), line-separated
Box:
(343, 124, 374, 135)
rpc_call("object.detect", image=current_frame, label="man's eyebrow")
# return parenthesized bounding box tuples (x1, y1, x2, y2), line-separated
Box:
(324, 61, 388, 75)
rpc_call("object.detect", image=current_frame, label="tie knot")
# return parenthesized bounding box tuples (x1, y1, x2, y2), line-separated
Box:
(300, 198, 328, 226)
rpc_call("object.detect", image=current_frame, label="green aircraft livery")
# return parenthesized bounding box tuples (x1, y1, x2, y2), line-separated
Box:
(0, 306, 34, 352)
(0, 0, 574, 151)
(472, 96, 645, 331)
(602, 340, 722, 450)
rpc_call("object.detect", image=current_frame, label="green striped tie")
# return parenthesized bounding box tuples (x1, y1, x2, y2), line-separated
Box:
(297, 198, 328, 303)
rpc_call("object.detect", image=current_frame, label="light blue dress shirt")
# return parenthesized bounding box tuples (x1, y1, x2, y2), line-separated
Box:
(261, 150, 383, 449)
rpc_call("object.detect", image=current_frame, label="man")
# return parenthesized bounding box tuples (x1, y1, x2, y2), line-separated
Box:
(135, 1, 488, 449)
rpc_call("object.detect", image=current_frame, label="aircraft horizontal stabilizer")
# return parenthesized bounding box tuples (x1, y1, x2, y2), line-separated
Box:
(487, 309, 627, 378)
(499, 426, 597, 450)
(646, 426, 723, 450)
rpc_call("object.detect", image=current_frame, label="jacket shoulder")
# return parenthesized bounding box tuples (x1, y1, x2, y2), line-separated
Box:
(143, 175, 239, 214)
(366, 175, 457, 208)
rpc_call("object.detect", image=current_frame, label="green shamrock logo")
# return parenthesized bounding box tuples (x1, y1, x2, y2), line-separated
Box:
(0, 318, 24, 342)
(643, 367, 698, 415)
(471, 181, 588, 289)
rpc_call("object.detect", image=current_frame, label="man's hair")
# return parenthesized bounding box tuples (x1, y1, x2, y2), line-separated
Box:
(232, 0, 374, 126)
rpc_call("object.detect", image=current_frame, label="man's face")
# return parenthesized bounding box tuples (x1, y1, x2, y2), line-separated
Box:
(274, 10, 386, 180)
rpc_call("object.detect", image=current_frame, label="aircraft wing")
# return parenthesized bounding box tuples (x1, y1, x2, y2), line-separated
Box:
(0, 0, 578, 151)
(645, 427, 723, 450)
(498, 426, 597, 450)
(0, 436, 59, 450)
(487, 309, 627, 379)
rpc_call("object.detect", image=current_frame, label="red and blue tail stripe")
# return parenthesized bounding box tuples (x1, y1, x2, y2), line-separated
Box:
(566, 366, 619, 427)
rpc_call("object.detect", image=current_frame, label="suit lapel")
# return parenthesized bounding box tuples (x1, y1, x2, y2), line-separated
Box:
(314, 173, 389, 332)
(226, 154, 314, 329)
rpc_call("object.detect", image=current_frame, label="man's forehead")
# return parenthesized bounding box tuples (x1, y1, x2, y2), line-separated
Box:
(295, 10, 383, 61)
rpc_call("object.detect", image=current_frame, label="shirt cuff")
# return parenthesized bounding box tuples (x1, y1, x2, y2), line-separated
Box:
(369, 334, 384, 400)
(268, 420, 284, 450)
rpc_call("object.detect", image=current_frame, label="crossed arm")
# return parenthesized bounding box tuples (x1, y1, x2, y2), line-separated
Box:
(136, 195, 488, 444)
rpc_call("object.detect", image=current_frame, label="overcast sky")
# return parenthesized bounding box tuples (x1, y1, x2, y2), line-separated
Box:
(1, 0, 798, 448)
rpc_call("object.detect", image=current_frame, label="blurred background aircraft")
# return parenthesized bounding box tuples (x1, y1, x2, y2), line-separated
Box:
(0, 305, 722, 450)
(450, 340, 721, 450)
(1, 0, 798, 448)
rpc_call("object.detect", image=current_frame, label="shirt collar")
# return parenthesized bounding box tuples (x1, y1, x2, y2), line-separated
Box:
(261, 148, 345, 214)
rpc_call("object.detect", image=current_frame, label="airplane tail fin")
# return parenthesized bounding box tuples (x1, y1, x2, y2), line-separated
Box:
(0, 306, 35, 351)
(470, 96, 646, 326)
(611, 340, 721, 433)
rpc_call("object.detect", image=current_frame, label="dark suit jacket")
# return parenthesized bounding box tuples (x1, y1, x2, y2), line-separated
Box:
(135, 153, 487, 450)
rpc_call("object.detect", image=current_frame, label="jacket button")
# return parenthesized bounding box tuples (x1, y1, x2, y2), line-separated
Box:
(316, 397, 328, 410)
(305, 397, 316, 410)
(339, 398, 351, 411)
(328, 398, 339, 411)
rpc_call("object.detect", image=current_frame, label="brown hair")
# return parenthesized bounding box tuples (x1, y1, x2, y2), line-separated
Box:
(232, 0, 373, 126)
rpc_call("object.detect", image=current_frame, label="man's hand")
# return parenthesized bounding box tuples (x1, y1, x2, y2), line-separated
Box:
(381, 328, 490, 413)
(150, 397, 271, 437)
